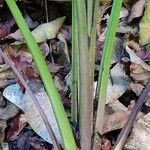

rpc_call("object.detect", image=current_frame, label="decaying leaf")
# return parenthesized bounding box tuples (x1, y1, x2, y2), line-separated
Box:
(7, 17, 66, 44)
(3, 83, 62, 144)
(128, 0, 146, 23)
(139, 1, 150, 45)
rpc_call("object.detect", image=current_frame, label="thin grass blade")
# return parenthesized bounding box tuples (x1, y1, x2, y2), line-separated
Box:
(71, 0, 78, 123)
(95, 0, 123, 134)
(6, 1, 76, 149)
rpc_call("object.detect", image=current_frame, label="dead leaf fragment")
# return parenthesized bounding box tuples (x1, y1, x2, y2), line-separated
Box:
(7, 17, 66, 44)
(128, 0, 146, 23)
(3, 83, 62, 144)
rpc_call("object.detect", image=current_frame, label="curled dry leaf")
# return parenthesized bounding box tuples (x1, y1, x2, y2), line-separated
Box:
(3, 83, 62, 144)
(7, 17, 66, 44)
(128, 0, 146, 23)
(139, 1, 150, 45)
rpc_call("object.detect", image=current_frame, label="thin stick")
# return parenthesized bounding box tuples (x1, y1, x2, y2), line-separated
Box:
(0, 48, 61, 150)
(6, 1, 76, 149)
(113, 80, 150, 150)
(95, 0, 123, 134)
(45, 0, 49, 23)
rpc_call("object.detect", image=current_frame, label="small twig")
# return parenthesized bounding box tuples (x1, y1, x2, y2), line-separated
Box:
(112, 80, 150, 150)
(44, 0, 55, 64)
(0, 48, 61, 150)
(45, 0, 49, 23)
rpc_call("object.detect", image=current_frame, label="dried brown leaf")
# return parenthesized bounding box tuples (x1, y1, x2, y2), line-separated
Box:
(128, 0, 146, 22)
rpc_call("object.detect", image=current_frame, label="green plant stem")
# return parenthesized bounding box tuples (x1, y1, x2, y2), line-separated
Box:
(95, 0, 123, 134)
(71, 0, 78, 123)
(87, 0, 94, 36)
(76, 0, 93, 149)
(6, 1, 76, 149)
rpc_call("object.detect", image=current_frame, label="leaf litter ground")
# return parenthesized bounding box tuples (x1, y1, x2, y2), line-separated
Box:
(0, 0, 150, 150)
